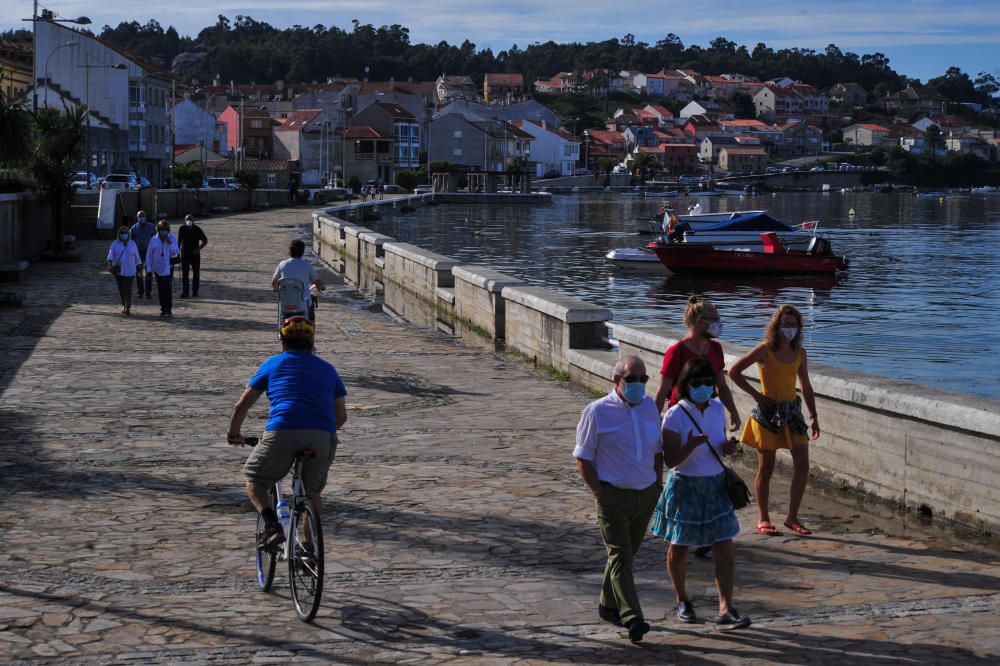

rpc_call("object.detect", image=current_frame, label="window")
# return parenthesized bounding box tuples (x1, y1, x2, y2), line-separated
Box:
(453, 148, 463, 156)
(267, 173, 277, 184)
(410, 125, 420, 140)
(453, 130, 463, 138)
(251, 120, 263, 129)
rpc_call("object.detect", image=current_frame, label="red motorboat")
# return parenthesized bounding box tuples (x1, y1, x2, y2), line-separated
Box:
(649, 232, 849, 275)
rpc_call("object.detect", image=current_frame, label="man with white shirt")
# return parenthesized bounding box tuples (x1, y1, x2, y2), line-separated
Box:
(574, 355, 663, 643)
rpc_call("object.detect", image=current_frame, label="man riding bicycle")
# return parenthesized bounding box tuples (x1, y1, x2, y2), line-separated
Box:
(227, 316, 347, 548)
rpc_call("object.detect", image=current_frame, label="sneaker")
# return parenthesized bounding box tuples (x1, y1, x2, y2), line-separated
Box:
(258, 522, 285, 550)
(598, 604, 622, 627)
(676, 600, 697, 623)
(714, 609, 751, 631)
(625, 618, 650, 643)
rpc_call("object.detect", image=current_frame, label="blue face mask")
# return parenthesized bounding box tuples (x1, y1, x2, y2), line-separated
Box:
(158, 230, 168, 238)
(622, 381, 646, 404)
(689, 384, 714, 404)
(119, 233, 128, 241)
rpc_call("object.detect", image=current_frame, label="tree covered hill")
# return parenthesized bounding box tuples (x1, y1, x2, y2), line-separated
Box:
(4, 15, 998, 105)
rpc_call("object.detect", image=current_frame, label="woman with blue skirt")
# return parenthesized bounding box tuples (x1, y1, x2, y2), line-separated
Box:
(652, 356, 751, 631)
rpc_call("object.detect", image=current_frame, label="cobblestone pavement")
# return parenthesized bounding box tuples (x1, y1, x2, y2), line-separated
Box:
(1, 207, 998, 665)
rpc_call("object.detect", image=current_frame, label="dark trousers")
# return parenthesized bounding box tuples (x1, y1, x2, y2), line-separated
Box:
(114, 274, 134, 308)
(136, 264, 153, 296)
(596, 481, 660, 626)
(155, 273, 173, 314)
(181, 253, 201, 296)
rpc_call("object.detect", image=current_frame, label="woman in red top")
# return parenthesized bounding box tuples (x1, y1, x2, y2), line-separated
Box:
(654, 296, 742, 432)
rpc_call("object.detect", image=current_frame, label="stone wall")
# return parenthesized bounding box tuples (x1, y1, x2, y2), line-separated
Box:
(311, 204, 1000, 531)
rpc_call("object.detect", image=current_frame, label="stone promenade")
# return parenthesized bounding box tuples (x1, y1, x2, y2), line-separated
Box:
(0, 207, 998, 664)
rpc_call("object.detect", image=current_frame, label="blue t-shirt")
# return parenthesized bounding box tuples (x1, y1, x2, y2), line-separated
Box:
(248, 351, 347, 433)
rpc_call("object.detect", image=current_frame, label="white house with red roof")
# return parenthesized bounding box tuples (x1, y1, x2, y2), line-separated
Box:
(272, 109, 335, 186)
(510, 119, 580, 177)
(842, 123, 893, 148)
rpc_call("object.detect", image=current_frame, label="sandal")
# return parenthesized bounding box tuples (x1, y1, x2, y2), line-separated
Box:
(784, 521, 812, 536)
(756, 522, 782, 536)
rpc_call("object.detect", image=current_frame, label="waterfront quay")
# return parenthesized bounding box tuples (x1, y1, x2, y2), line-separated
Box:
(1, 207, 998, 664)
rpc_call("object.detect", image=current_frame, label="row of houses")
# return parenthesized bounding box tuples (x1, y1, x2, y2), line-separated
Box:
(842, 119, 1000, 160)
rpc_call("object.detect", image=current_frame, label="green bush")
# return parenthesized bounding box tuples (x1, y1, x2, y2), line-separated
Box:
(394, 169, 419, 191)
(347, 175, 362, 192)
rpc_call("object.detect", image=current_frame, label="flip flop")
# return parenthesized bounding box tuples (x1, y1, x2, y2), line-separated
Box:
(784, 521, 812, 536)
(756, 522, 782, 536)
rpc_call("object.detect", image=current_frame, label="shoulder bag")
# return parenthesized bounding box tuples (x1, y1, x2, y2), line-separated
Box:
(678, 404, 752, 510)
(109, 242, 125, 275)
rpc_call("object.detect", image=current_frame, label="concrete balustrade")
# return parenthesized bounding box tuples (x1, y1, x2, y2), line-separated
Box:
(501, 285, 613, 373)
(452, 266, 527, 339)
(311, 205, 1000, 531)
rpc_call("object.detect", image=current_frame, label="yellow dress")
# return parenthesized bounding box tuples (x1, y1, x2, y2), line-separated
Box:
(740, 347, 809, 451)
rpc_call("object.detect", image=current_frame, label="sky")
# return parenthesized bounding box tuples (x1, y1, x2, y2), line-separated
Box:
(4, 1, 999, 83)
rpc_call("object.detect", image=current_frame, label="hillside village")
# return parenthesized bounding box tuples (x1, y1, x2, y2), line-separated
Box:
(5, 17, 1000, 190)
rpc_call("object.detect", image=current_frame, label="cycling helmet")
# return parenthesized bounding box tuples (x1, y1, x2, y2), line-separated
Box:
(279, 316, 315, 340)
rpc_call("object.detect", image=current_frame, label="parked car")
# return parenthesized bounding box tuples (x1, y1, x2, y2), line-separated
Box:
(70, 171, 97, 190)
(100, 173, 140, 190)
(766, 166, 783, 173)
(611, 165, 628, 175)
(414, 184, 433, 194)
(573, 168, 592, 176)
(206, 177, 239, 190)
(809, 165, 826, 172)
(382, 184, 407, 194)
(542, 169, 561, 179)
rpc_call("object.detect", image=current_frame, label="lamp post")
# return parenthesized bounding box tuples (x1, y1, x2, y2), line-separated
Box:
(43, 41, 78, 107)
(200, 91, 221, 178)
(25, 5, 91, 113)
(573, 117, 580, 172)
(341, 106, 352, 188)
(79, 60, 127, 176)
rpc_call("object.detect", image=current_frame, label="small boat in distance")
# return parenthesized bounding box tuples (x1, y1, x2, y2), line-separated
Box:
(605, 247, 666, 272)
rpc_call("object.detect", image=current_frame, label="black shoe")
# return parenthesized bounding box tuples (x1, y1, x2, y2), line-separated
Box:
(258, 522, 285, 550)
(677, 600, 697, 624)
(159, 311, 166, 317)
(598, 604, 622, 627)
(180, 293, 188, 298)
(694, 545, 712, 558)
(714, 609, 751, 631)
(626, 618, 650, 643)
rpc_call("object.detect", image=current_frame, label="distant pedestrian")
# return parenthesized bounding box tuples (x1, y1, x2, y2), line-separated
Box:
(145, 221, 179, 318)
(346, 187, 353, 203)
(177, 214, 208, 298)
(130, 210, 157, 299)
(729, 304, 820, 537)
(653, 356, 751, 631)
(106, 225, 142, 316)
(574, 355, 661, 643)
(377, 183, 384, 200)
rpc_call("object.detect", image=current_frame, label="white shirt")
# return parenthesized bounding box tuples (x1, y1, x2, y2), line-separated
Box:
(273, 257, 318, 302)
(145, 234, 179, 276)
(662, 399, 727, 477)
(106, 239, 142, 277)
(574, 390, 661, 489)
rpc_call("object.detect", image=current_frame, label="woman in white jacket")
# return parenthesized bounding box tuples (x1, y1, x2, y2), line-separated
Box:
(106, 225, 142, 315)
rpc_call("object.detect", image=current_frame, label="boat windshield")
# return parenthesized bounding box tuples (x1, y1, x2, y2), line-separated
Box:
(696, 212, 796, 233)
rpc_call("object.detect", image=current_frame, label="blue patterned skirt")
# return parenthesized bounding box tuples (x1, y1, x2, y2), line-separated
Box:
(650, 470, 740, 547)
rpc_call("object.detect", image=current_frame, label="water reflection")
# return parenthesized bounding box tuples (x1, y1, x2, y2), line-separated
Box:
(372, 191, 1000, 399)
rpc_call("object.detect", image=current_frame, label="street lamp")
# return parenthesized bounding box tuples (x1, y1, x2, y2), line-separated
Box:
(43, 41, 78, 107)
(79, 61, 127, 175)
(573, 117, 580, 172)
(341, 106, 352, 188)
(25, 4, 91, 113)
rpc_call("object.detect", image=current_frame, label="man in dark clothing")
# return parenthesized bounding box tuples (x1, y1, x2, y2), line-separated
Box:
(177, 214, 208, 297)
(129, 211, 157, 298)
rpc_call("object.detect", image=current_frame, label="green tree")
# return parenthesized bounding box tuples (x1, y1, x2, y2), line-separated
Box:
(0, 69, 31, 171)
(233, 169, 260, 191)
(630, 152, 658, 183)
(394, 169, 418, 191)
(173, 163, 203, 187)
(924, 125, 945, 154)
(30, 105, 88, 256)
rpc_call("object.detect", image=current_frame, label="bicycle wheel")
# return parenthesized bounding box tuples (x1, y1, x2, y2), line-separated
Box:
(288, 500, 324, 622)
(255, 487, 278, 592)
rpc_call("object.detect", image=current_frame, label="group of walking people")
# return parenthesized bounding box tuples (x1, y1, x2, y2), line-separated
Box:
(575, 296, 820, 642)
(106, 212, 208, 317)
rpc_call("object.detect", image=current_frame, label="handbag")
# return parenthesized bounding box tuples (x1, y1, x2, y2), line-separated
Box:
(109, 243, 125, 275)
(678, 405, 752, 510)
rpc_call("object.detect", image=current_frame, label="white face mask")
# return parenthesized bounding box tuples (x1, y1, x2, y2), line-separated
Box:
(707, 321, 723, 338)
(780, 326, 798, 341)
(185, 220, 193, 226)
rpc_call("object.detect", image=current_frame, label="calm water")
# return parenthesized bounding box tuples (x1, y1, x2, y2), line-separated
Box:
(368, 191, 1000, 399)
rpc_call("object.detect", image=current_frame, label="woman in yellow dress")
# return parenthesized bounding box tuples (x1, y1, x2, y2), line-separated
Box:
(729, 305, 820, 536)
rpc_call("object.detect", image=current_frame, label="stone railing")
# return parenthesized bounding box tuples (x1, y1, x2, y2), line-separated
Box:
(311, 209, 1000, 531)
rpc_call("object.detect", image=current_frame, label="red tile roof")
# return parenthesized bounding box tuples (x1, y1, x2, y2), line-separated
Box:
(345, 126, 391, 140)
(721, 146, 768, 155)
(276, 109, 323, 132)
(373, 102, 416, 119)
(484, 73, 524, 86)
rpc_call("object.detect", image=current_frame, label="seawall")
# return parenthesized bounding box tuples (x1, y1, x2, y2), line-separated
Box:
(312, 200, 1000, 531)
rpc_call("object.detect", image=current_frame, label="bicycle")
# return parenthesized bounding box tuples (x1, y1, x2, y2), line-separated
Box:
(245, 437, 325, 622)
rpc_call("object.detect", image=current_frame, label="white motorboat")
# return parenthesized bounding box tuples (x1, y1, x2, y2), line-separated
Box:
(673, 212, 823, 250)
(605, 247, 665, 272)
(971, 186, 999, 195)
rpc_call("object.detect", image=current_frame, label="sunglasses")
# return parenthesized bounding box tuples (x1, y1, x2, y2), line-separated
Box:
(622, 374, 649, 384)
(689, 377, 714, 388)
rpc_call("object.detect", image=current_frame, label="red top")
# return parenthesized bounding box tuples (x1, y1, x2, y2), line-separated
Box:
(660, 338, 725, 407)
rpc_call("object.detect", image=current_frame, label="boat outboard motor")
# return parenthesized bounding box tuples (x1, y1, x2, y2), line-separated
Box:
(807, 236, 832, 256)
(669, 222, 691, 242)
